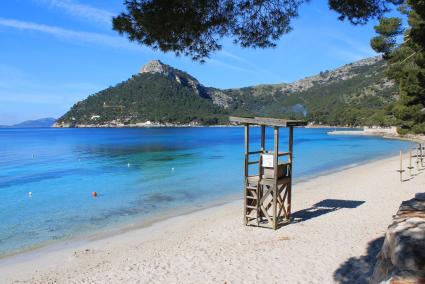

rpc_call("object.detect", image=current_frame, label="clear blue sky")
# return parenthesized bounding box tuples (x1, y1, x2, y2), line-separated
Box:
(0, 0, 398, 125)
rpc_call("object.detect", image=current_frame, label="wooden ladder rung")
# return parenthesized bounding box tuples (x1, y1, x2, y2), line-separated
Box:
(246, 195, 257, 199)
(246, 205, 258, 209)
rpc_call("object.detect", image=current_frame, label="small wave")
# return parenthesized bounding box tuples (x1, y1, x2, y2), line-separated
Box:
(341, 163, 359, 170)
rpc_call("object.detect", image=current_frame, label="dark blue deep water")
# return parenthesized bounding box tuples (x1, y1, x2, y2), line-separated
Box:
(0, 127, 413, 256)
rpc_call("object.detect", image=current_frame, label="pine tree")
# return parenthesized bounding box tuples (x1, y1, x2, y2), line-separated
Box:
(371, 0, 425, 134)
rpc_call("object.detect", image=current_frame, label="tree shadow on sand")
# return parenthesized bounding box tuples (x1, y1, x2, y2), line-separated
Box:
(333, 236, 385, 284)
(291, 199, 365, 224)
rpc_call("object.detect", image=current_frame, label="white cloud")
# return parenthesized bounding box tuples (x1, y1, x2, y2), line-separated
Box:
(0, 20, 278, 79)
(219, 50, 253, 65)
(215, 49, 282, 82)
(0, 18, 146, 51)
(206, 58, 255, 74)
(325, 31, 376, 60)
(35, 0, 114, 27)
(329, 47, 371, 62)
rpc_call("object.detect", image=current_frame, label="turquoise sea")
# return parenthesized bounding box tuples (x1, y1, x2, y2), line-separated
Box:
(0, 127, 413, 257)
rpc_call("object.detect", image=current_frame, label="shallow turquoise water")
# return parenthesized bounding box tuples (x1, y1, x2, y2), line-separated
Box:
(0, 127, 413, 256)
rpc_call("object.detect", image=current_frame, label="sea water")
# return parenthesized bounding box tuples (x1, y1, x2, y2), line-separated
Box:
(0, 127, 414, 256)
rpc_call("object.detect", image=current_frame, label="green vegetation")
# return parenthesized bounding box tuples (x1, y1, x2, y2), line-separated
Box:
(113, 0, 400, 61)
(371, 1, 425, 134)
(57, 58, 399, 127)
(110, 0, 425, 133)
(222, 59, 397, 126)
(59, 73, 227, 125)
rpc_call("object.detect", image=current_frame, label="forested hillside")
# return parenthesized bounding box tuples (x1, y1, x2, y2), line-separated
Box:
(56, 57, 398, 127)
(57, 73, 226, 126)
(225, 58, 396, 125)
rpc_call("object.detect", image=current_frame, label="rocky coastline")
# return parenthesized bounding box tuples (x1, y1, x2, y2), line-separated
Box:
(371, 193, 425, 283)
(52, 121, 238, 128)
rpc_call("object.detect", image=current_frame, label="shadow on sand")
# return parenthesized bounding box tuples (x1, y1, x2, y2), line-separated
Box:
(333, 236, 384, 284)
(291, 199, 365, 224)
(289, 199, 383, 282)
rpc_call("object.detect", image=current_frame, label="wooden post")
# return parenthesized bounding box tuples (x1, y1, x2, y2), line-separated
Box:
(398, 151, 404, 183)
(261, 125, 265, 149)
(273, 126, 279, 230)
(258, 125, 265, 223)
(416, 145, 420, 171)
(288, 126, 293, 219)
(408, 150, 413, 176)
(259, 125, 265, 178)
(244, 124, 249, 178)
(244, 124, 249, 225)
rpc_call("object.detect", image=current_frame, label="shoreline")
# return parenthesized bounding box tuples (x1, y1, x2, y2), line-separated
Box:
(0, 147, 405, 261)
(53, 124, 239, 128)
(52, 123, 351, 129)
(0, 192, 240, 261)
(1, 153, 423, 283)
(328, 128, 425, 144)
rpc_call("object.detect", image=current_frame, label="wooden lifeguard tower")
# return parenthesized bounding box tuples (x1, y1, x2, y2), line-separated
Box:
(229, 116, 307, 230)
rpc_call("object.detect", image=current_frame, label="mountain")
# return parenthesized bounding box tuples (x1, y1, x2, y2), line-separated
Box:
(224, 57, 396, 126)
(55, 57, 397, 127)
(0, 118, 56, 128)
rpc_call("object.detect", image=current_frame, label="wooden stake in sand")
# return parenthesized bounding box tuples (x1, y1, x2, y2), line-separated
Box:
(397, 151, 405, 183)
(416, 145, 420, 171)
(408, 150, 414, 176)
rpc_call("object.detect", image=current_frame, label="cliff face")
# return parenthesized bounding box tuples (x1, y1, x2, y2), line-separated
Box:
(139, 60, 233, 108)
(275, 57, 386, 94)
(55, 56, 397, 127)
(139, 60, 203, 96)
(225, 56, 392, 97)
(139, 60, 169, 75)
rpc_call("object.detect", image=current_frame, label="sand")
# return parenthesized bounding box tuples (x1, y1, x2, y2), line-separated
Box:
(0, 154, 423, 284)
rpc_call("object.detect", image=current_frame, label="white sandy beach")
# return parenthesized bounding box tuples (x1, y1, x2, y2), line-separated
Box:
(0, 154, 423, 284)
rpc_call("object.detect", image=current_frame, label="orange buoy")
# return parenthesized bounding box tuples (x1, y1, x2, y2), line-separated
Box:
(92, 191, 98, 197)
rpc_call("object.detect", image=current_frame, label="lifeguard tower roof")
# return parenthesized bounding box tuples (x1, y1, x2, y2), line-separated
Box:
(229, 116, 307, 127)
